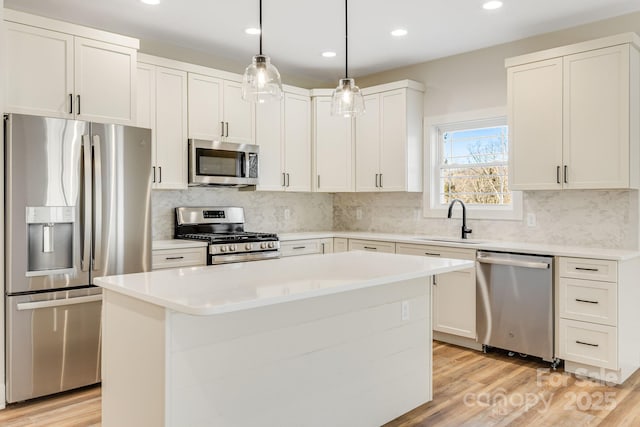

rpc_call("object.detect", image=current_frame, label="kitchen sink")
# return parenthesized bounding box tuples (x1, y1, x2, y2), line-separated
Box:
(412, 237, 487, 245)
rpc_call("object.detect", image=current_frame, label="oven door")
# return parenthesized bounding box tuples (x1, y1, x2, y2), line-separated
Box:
(189, 139, 259, 186)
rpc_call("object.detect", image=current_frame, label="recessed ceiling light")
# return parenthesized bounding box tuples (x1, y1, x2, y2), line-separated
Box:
(391, 29, 408, 37)
(245, 28, 261, 35)
(322, 51, 337, 58)
(140, 0, 160, 5)
(482, 1, 503, 10)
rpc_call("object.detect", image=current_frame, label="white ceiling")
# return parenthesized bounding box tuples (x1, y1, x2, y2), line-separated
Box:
(5, 0, 640, 83)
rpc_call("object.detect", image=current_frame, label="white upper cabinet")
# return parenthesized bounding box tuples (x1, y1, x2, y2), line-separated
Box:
(508, 58, 563, 190)
(187, 74, 255, 144)
(255, 89, 311, 192)
(507, 33, 640, 190)
(137, 59, 188, 190)
(354, 81, 424, 192)
(312, 95, 354, 192)
(4, 12, 138, 125)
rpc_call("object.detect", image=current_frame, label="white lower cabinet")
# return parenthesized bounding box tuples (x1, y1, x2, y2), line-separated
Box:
(333, 238, 348, 253)
(347, 239, 396, 254)
(396, 243, 476, 340)
(558, 256, 640, 384)
(280, 239, 333, 257)
(152, 247, 207, 270)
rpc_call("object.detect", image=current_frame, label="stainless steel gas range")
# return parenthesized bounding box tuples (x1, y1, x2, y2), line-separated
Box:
(174, 207, 280, 265)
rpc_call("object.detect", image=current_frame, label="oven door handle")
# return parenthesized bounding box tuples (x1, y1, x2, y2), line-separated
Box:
(477, 256, 550, 269)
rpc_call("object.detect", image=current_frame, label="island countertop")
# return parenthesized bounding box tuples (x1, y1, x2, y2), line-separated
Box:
(95, 251, 473, 316)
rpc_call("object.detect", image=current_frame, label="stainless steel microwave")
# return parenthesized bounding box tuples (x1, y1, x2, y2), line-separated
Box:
(188, 139, 259, 186)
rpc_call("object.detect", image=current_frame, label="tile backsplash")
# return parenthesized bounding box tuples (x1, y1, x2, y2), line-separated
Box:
(152, 188, 333, 240)
(333, 190, 639, 250)
(153, 188, 638, 250)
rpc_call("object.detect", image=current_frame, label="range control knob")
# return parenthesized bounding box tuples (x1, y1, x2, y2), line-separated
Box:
(268, 242, 275, 249)
(230, 245, 237, 252)
(220, 246, 227, 253)
(260, 242, 267, 249)
(245, 243, 252, 250)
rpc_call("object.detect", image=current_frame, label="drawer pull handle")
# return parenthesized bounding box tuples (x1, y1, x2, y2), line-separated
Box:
(165, 256, 185, 260)
(292, 246, 306, 250)
(424, 252, 441, 256)
(576, 340, 599, 347)
(575, 267, 599, 272)
(363, 246, 377, 250)
(575, 298, 598, 304)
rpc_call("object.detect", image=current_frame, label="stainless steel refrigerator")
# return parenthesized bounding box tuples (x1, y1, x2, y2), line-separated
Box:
(4, 113, 152, 403)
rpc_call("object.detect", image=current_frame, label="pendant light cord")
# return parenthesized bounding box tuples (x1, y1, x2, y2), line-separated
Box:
(259, 0, 263, 55)
(345, 0, 348, 79)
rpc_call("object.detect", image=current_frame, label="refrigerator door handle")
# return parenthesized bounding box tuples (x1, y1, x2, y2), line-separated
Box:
(81, 135, 92, 272)
(92, 134, 103, 272)
(16, 294, 102, 311)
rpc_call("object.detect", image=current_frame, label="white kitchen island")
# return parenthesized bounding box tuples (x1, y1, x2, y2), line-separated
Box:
(95, 251, 473, 427)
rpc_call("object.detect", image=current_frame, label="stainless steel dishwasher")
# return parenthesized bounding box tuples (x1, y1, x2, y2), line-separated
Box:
(476, 251, 558, 366)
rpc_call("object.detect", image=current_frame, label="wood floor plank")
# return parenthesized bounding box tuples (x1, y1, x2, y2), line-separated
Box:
(1, 342, 639, 426)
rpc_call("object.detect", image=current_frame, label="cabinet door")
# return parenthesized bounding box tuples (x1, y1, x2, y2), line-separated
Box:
(155, 67, 188, 189)
(355, 94, 381, 191)
(283, 93, 312, 191)
(187, 73, 223, 140)
(432, 268, 476, 339)
(379, 89, 407, 191)
(74, 37, 136, 125)
(256, 99, 284, 191)
(5, 22, 74, 118)
(563, 45, 630, 189)
(223, 80, 255, 144)
(136, 63, 156, 185)
(508, 58, 563, 190)
(313, 97, 354, 192)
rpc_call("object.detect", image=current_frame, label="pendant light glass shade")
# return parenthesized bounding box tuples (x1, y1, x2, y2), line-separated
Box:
(242, 54, 282, 103)
(241, 0, 283, 103)
(330, 0, 364, 117)
(331, 78, 364, 117)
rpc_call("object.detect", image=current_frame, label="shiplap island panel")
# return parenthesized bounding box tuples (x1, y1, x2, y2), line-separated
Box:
(96, 251, 472, 427)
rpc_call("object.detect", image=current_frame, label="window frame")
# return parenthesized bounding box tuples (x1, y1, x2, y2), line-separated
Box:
(423, 108, 523, 221)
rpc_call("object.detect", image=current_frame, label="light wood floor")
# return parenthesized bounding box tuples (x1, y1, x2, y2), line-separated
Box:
(1, 341, 639, 426)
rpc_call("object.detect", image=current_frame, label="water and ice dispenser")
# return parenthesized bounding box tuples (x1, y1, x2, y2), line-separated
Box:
(26, 206, 75, 275)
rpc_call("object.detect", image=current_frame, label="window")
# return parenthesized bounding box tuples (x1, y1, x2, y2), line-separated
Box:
(424, 109, 522, 220)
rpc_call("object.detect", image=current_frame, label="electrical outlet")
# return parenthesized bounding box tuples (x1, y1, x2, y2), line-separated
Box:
(356, 208, 363, 220)
(284, 208, 291, 220)
(401, 300, 410, 321)
(526, 213, 536, 227)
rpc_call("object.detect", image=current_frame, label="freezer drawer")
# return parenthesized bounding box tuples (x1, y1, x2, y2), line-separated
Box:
(6, 287, 102, 403)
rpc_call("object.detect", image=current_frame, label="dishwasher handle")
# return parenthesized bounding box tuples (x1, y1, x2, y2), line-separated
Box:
(477, 255, 550, 270)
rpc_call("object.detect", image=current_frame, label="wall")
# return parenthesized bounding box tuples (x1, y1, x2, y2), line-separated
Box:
(152, 188, 333, 240)
(334, 191, 638, 249)
(332, 12, 640, 250)
(0, 0, 5, 410)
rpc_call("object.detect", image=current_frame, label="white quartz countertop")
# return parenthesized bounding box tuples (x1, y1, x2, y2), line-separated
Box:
(152, 239, 208, 250)
(277, 232, 640, 261)
(95, 251, 472, 316)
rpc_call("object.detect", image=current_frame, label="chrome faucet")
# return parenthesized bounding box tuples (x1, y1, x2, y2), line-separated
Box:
(447, 199, 472, 239)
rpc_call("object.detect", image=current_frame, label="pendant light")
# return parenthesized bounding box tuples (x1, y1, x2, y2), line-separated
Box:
(241, 0, 283, 103)
(331, 0, 365, 117)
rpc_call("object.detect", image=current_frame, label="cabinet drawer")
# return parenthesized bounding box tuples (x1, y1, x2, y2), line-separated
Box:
(559, 278, 617, 326)
(280, 239, 328, 257)
(559, 319, 617, 369)
(152, 247, 207, 270)
(348, 239, 396, 254)
(559, 257, 617, 282)
(396, 243, 475, 260)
